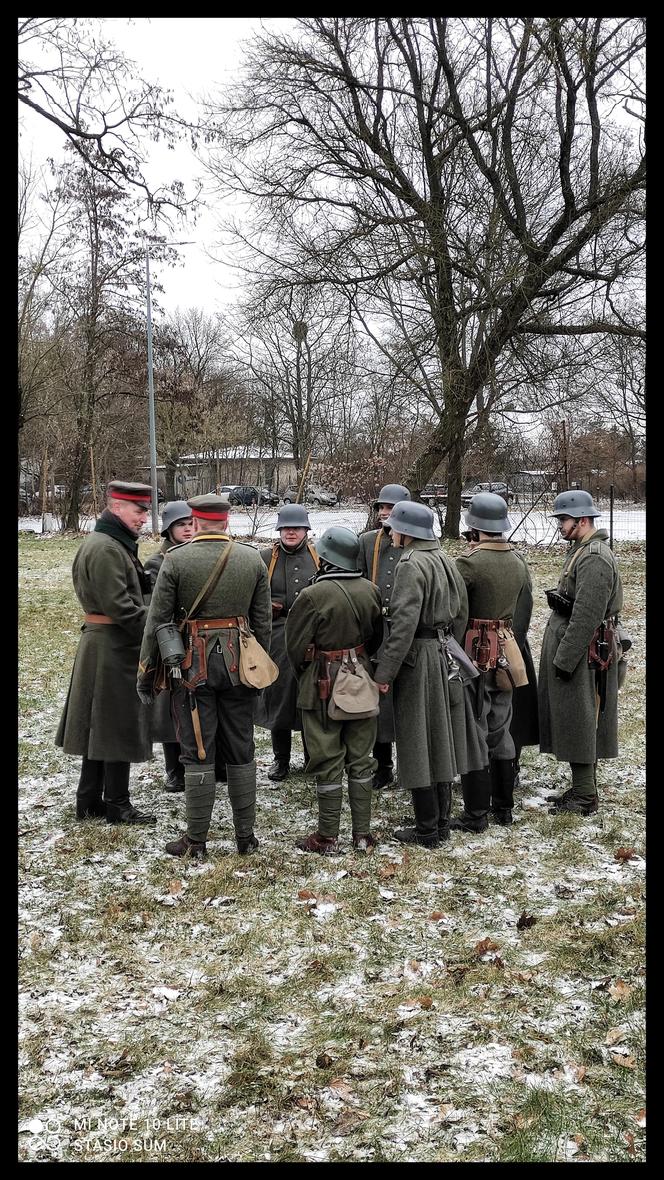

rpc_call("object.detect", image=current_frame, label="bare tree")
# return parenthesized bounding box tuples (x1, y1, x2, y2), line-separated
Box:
(204, 17, 645, 534)
(18, 17, 197, 216)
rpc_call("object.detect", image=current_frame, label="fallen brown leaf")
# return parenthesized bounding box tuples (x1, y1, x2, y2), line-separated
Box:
(168, 879, 182, 895)
(316, 1052, 334, 1069)
(329, 1077, 353, 1100)
(429, 911, 447, 921)
(624, 1132, 636, 1155)
(605, 1026, 627, 1046)
(298, 889, 317, 900)
(475, 937, 499, 956)
(611, 1052, 637, 1069)
(378, 863, 399, 878)
(573, 1064, 587, 1083)
(634, 1109, 646, 1128)
(516, 912, 537, 930)
(609, 979, 634, 1003)
(614, 846, 638, 862)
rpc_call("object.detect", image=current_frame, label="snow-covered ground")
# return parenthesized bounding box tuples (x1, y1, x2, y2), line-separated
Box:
(18, 505, 645, 544)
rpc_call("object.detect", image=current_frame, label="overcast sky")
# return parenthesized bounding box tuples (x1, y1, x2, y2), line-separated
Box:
(18, 17, 295, 316)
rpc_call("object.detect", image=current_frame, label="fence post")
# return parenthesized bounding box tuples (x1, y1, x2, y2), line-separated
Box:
(609, 484, 614, 550)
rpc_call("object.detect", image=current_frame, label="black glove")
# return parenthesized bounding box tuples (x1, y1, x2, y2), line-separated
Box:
(554, 666, 572, 682)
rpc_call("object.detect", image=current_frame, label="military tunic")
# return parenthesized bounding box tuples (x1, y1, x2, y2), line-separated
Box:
(455, 541, 532, 761)
(55, 523, 152, 763)
(138, 533, 271, 768)
(285, 573, 383, 785)
(373, 540, 470, 790)
(358, 527, 399, 744)
(255, 538, 318, 732)
(539, 529, 623, 763)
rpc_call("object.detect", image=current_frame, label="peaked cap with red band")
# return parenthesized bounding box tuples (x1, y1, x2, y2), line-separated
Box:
(187, 493, 231, 522)
(107, 480, 152, 505)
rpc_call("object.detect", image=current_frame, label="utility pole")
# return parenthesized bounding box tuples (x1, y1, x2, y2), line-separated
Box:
(145, 246, 159, 536)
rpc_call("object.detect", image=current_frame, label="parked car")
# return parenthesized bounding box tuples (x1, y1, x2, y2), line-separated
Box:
(462, 481, 513, 504)
(421, 484, 448, 502)
(218, 484, 275, 507)
(282, 484, 338, 507)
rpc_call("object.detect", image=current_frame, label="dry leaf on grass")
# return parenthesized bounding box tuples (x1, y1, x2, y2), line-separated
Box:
(378, 863, 399, 879)
(605, 1026, 627, 1046)
(609, 979, 634, 1003)
(316, 1052, 334, 1069)
(475, 937, 500, 956)
(516, 911, 537, 930)
(614, 846, 638, 862)
(297, 889, 317, 900)
(611, 1052, 637, 1069)
(624, 1132, 636, 1155)
(329, 1077, 354, 1100)
(634, 1109, 646, 1128)
(168, 879, 182, 895)
(429, 911, 447, 921)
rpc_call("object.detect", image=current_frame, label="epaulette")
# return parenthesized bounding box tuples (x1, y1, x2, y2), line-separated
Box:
(164, 540, 193, 554)
(400, 549, 413, 561)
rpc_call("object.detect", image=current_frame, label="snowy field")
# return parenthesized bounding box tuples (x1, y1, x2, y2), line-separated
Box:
(18, 538, 645, 1163)
(18, 504, 645, 545)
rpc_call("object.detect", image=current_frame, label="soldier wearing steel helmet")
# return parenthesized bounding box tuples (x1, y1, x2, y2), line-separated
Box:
(450, 492, 533, 833)
(373, 501, 486, 848)
(255, 503, 319, 780)
(144, 501, 195, 792)
(539, 490, 624, 816)
(285, 526, 383, 855)
(358, 483, 411, 790)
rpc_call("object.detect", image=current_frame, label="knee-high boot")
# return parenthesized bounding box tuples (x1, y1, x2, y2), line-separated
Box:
(436, 782, 452, 841)
(490, 759, 514, 825)
(450, 767, 490, 833)
(105, 762, 156, 825)
(394, 787, 440, 848)
(76, 757, 105, 818)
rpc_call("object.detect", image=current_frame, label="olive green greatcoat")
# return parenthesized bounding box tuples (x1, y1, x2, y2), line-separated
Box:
(55, 529, 152, 762)
(144, 540, 177, 743)
(373, 540, 484, 790)
(138, 533, 272, 685)
(255, 538, 318, 732)
(539, 529, 623, 763)
(358, 526, 400, 744)
(285, 573, 383, 775)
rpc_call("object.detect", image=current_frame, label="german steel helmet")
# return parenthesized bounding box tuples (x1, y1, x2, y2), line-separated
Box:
(465, 492, 511, 533)
(373, 482, 411, 509)
(316, 526, 360, 571)
(276, 503, 311, 529)
(550, 489, 601, 518)
(385, 500, 436, 540)
(160, 500, 192, 536)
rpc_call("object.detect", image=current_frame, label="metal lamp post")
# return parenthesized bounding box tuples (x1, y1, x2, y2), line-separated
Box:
(145, 240, 195, 536)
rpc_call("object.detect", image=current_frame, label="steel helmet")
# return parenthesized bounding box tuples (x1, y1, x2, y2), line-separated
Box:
(276, 503, 311, 529)
(373, 483, 411, 509)
(550, 489, 601, 519)
(160, 501, 193, 537)
(385, 500, 436, 540)
(316, 526, 360, 571)
(465, 492, 511, 534)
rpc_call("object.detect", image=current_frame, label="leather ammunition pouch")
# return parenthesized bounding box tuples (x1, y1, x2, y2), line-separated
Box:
(181, 617, 239, 691)
(545, 588, 574, 617)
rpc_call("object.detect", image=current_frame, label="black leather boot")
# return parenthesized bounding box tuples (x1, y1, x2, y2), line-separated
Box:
(163, 743, 185, 792)
(104, 762, 156, 825)
(450, 767, 490, 832)
(372, 741, 395, 790)
(267, 729, 291, 781)
(436, 782, 452, 841)
(76, 757, 106, 818)
(490, 759, 514, 825)
(394, 788, 440, 848)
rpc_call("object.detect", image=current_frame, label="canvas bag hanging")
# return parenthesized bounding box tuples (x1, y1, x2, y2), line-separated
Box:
(494, 627, 529, 691)
(328, 647, 380, 720)
(237, 616, 279, 689)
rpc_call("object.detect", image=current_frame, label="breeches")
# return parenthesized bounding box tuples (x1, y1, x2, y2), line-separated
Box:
(301, 711, 377, 785)
(173, 651, 256, 767)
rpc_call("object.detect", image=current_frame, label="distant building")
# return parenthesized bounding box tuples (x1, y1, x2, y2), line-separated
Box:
(138, 447, 298, 497)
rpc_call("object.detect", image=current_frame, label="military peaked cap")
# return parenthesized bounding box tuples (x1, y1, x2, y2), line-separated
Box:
(187, 493, 232, 520)
(107, 480, 152, 505)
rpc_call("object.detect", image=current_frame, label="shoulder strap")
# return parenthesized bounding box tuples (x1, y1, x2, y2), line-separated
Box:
(331, 579, 363, 629)
(371, 530, 383, 584)
(307, 542, 320, 569)
(267, 542, 280, 584)
(185, 540, 235, 622)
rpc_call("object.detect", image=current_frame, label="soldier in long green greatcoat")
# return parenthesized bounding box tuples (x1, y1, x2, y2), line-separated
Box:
(144, 501, 195, 792)
(137, 494, 272, 859)
(358, 483, 410, 790)
(285, 527, 383, 855)
(450, 492, 532, 833)
(373, 501, 486, 849)
(55, 480, 156, 825)
(539, 490, 624, 816)
(255, 503, 319, 780)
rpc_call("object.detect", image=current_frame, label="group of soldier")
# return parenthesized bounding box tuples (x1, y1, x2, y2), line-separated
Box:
(55, 477, 625, 859)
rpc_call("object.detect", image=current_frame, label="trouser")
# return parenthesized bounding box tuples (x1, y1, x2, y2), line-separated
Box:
(474, 673, 516, 760)
(173, 652, 257, 842)
(272, 727, 309, 764)
(301, 710, 377, 837)
(163, 741, 183, 780)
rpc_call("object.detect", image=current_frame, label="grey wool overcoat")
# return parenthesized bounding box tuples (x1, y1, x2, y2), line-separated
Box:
(538, 529, 623, 763)
(55, 527, 152, 762)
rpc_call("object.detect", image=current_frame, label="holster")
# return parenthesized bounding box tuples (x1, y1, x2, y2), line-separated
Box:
(180, 621, 209, 691)
(464, 619, 502, 672)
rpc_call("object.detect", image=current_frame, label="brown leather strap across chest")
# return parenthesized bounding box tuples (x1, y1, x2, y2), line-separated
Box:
(84, 613, 114, 624)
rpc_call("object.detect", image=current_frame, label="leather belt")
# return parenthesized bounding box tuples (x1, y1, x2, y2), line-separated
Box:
(84, 613, 114, 624)
(468, 617, 511, 631)
(415, 625, 447, 639)
(190, 617, 239, 630)
(304, 642, 366, 662)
